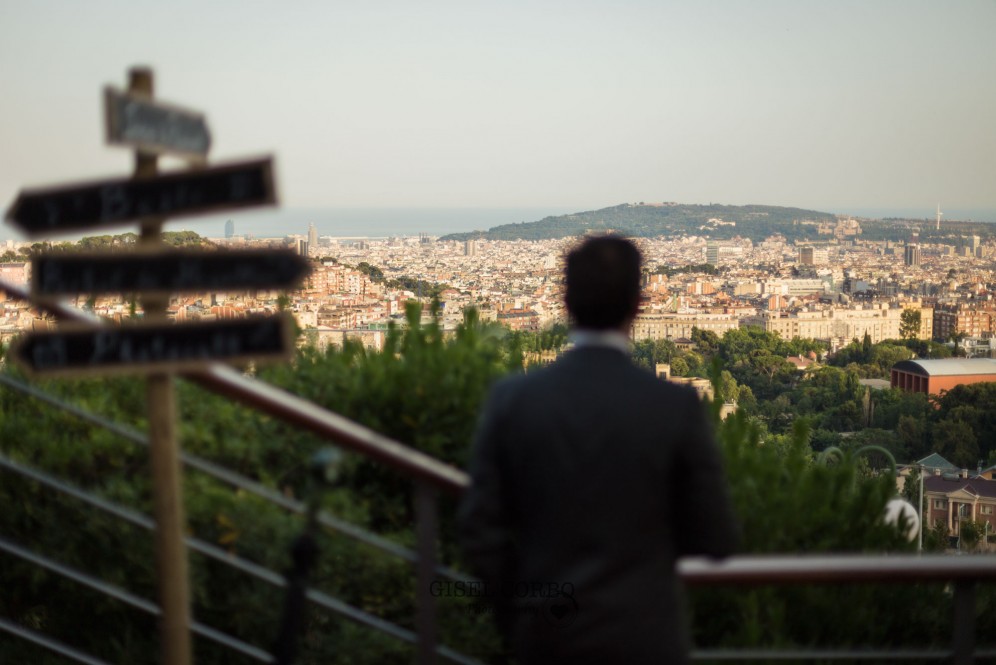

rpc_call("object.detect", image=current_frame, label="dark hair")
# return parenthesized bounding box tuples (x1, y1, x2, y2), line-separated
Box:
(565, 235, 642, 330)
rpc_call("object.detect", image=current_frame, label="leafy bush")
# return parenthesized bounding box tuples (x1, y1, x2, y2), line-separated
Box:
(689, 403, 950, 652)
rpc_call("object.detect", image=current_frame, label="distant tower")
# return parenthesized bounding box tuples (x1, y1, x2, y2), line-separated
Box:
(224, 219, 235, 238)
(464, 239, 477, 257)
(706, 242, 719, 265)
(936, 204, 943, 232)
(308, 223, 318, 251)
(297, 238, 309, 257)
(904, 244, 921, 267)
(904, 230, 921, 267)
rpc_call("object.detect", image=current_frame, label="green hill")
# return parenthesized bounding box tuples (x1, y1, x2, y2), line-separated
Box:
(442, 202, 996, 244)
(441, 202, 838, 242)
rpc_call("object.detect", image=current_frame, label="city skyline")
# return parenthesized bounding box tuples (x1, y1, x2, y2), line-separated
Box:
(2, 1, 995, 241)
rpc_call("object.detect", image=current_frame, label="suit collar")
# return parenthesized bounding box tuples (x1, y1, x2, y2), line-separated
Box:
(567, 329, 632, 355)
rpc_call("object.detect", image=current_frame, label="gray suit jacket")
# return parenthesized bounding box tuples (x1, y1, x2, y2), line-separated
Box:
(458, 345, 738, 664)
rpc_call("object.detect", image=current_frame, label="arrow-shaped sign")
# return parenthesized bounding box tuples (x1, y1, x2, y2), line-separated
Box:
(11, 314, 293, 377)
(32, 249, 310, 298)
(105, 86, 211, 159)
(5, 157, 276, 238)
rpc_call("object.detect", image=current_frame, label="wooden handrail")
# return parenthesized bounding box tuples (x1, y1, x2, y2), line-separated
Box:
(680, 553, 996, 585)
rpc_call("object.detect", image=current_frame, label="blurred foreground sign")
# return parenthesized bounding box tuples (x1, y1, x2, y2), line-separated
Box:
(104, 87, 211, 159)
(5, 157, 276, 238)
(11, 315, 293, 377)
(32, 249, 310, 298)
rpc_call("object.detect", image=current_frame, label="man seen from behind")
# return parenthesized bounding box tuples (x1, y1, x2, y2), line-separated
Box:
(458, 235, 739, 664)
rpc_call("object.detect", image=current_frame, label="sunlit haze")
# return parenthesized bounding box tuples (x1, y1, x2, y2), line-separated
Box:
(2, 1, 995, 241)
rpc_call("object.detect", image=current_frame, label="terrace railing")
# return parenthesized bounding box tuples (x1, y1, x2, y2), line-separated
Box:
(2, 277, 996, 665)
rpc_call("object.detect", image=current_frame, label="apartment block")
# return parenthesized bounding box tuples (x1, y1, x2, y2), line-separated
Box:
(631, 312, 739, 341)
(933, 303, 996, 341)
(742, 304, 933, 345)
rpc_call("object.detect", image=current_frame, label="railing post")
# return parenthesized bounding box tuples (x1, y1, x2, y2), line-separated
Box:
(952, 580, 976, 665)
(414, 481, 438, 665)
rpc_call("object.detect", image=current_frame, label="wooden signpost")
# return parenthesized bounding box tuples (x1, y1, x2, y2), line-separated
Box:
(32, 249, 309, 298)
(11, 315, 293, 377)
(5, 157, 275, 238)
(105, 86, 212, 159)
(3, 67, 301, 665)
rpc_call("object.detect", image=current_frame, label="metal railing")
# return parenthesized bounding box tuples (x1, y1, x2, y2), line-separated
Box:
(0, 279, 476, 664)
(0, 441, 477, 664)
(3, 277, 996, 664)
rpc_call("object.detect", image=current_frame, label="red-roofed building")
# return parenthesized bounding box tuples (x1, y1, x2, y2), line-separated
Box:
(891, 358, 996, 395)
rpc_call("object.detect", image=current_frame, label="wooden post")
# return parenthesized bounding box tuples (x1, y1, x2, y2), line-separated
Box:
(131, 66, 192, 665)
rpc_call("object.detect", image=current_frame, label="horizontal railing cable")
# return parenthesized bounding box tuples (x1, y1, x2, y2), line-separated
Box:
(0, 454, 481, 665)
(0, 372, 473, 584)
(0, 535, 274, 663)
(0, 616, 112, 665)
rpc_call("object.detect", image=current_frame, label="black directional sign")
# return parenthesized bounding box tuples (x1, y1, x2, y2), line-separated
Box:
(4, 157, 276, 238)
(11, 315, 293, 377)
(105, 87, 211, 159)
(32, 249, 310, 298)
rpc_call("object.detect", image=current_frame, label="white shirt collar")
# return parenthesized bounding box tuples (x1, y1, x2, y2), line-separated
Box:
(567, 329, 632, 355)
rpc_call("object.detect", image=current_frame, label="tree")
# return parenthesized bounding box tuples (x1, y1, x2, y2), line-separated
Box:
(355, 261, 384, 281)
(932, 419, 979, 468)
(669, 356, 690, 377)
(960, 519, 987, 552)
(933, 384, 996, 462)
(900, 338, 951, 359)
(899, 309, 921, 340)
(829, 340, 915, 380)
(923, 520, 950, 552)
(162, 230, 208, 247)
(691, 327, 720, 355)
(896, 414, 929, 460)
(950, 330, 969, 357)
(868, 343, 913, 374)
(632, 338, 678, 371)
(899, 465, 923, 510)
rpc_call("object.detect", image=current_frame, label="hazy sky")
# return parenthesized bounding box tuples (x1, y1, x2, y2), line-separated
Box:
(2, 1, 995, 227)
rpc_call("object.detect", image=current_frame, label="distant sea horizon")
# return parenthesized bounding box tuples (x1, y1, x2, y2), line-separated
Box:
(0, 207, 579, 243)
(3, 204, 996, 243)
(188, 207, 581, 240)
